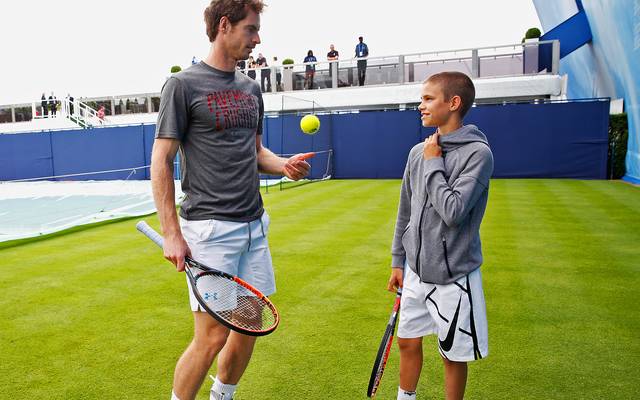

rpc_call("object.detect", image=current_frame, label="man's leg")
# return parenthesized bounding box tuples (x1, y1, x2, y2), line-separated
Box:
(443, 359, 467, 400)
(398, 337, 423, 393)
(216, 331, 257, 384)
(173, 312, 230, 400)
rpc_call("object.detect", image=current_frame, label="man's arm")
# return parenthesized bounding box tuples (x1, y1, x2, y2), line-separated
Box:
(150, 138, 190, 271)
(255, 135, 314, 180)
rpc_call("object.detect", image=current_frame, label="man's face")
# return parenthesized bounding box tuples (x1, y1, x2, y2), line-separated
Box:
(224, 9, 261, 61)
(330, 44, 335, 51)
(418, 81, 453, 127)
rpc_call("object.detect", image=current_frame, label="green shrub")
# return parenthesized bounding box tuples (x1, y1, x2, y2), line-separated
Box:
(170, 65, 182, 73)
(608, 113, 628, 179)
(525, 27, 542, 39)
(282, 58, 294, 65)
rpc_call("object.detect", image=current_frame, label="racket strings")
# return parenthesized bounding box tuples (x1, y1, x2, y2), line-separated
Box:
(194, 273, 277, 332)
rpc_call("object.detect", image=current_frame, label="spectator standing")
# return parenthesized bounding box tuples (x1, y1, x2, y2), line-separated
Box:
(97, 105, 105, 124)
(272, 56, 282, 91)
(256, 52, 271, 92)
(237, 59, 246, 74)
(327, 44, 339, 82)
(355, 36, 369, 86)
(49, 92, 57, 117)
(66, 93, 75, 115)
(41, 93, 48, 117)
(247, 56, 257, 80)
(304, 50, 317, 90)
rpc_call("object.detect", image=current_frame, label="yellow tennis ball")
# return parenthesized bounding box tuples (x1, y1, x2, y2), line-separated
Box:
(300, 114, 320, 135)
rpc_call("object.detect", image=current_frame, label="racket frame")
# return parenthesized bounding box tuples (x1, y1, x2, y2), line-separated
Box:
(367, 288, 402, 398)
(137, 221, 279, 337)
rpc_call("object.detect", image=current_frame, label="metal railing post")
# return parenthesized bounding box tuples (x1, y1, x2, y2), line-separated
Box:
(472, 49, 480, 78)
(552, 40, 560, 75)
(270, 67, 277, 93)
(398, 55, 405, 84)
(331, 62, 338, 88)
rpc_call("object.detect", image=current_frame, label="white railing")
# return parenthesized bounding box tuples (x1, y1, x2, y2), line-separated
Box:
(27, 97, 108, 128)
(1, 40, 560, 124)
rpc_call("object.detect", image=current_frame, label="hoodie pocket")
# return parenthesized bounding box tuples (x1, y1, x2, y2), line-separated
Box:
(441, 235, 453, 278)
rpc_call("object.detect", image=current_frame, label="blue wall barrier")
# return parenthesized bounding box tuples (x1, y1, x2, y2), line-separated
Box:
(0, 100, 609, 181)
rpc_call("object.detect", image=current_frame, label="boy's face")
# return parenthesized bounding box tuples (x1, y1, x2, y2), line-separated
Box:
(222, 9, 261, 61)
(418, 81, 454, 128)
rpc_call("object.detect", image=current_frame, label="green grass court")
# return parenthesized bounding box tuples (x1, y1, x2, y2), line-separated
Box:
(1, 179, 638, 399)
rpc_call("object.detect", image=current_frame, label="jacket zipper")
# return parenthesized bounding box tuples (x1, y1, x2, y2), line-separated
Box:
(442, 235, 453, 278)
(415, 197, 428, 277)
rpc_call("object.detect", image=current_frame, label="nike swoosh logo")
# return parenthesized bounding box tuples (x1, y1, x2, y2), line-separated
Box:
(439, 296, 462, 352)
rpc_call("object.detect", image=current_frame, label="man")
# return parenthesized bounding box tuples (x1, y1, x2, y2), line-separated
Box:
(48, 92, 57, 117)
(327, 44, 339, 85)
(355, 36, 369, 86)
(151, 1, 314, 399)
(256, 52, 271, 92)
(41, 93, 48, 117)
(272, 56, 281, 91)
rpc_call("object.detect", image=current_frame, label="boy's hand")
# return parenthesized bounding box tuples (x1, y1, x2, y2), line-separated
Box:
(387, 267, 404, 292)
(423, 132, 442, 160)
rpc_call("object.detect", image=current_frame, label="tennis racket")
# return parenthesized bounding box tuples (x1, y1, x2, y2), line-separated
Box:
(367, 288, 402, 398)
(136, 221, 279, 336)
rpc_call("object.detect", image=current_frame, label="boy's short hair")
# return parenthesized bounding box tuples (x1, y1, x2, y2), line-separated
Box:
(204, 0, 266, 42)
(425, 72, 476, 118)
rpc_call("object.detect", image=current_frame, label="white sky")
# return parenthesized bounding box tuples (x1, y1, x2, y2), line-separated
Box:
(0, 0, 540, 105)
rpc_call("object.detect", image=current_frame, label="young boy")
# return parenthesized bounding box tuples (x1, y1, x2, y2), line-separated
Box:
(387, 71, 494, 400)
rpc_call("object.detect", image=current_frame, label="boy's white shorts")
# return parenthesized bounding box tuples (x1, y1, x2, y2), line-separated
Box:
(180, 212, 276, 312)
(397, 264, 488, 362)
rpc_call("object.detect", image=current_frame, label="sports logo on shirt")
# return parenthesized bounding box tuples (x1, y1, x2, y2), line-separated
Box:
(206, 90, 259, 131)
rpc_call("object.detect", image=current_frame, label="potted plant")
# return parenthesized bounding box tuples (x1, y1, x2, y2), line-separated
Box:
(282, 59, 295, 91)
(170, 65, 182, 73)
(522, 27, 542, 74)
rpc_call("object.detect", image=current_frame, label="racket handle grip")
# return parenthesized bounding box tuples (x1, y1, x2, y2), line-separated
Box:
(136, 221, 165, 248)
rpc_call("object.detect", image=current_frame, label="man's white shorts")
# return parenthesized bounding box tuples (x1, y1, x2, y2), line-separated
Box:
(180, 212, 276, 312)
(397, 264, 489, 362)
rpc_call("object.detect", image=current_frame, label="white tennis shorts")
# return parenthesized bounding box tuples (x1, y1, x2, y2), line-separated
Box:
(397, 264, 489, 362)
(180, 212, 276, 312)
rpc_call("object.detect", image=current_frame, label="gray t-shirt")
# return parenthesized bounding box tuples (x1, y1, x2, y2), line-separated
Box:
(156, 61, 264, 222)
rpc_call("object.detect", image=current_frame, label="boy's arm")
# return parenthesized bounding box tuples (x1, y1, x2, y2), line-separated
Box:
(390, 159, 412, 268)
(423, 136, 493, 227)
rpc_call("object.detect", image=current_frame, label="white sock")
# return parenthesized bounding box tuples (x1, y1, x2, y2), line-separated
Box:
(210, 376, 237, 400)
(171, 390, 180, 400)
(397, 387, 417, 400)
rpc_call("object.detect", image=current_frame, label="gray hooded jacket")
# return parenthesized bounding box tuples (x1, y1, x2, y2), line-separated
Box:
(391, 125, 494, 284)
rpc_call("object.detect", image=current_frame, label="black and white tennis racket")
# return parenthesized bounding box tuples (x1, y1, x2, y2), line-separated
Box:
(136, 221, 279, 336)
(367, 288, 402, 398)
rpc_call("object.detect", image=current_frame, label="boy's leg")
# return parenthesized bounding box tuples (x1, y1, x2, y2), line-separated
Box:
(396, 265, 437, 398)
(173, 312, 231, 400)
(398, 337, 423, 391)
(443, 359, 467, 400)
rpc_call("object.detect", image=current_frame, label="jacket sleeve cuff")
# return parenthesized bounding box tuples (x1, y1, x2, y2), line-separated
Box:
(391, 255, 406, 268)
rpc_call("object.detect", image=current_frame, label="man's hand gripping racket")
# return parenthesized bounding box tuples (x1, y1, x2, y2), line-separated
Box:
(136, 221, 279, 336)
